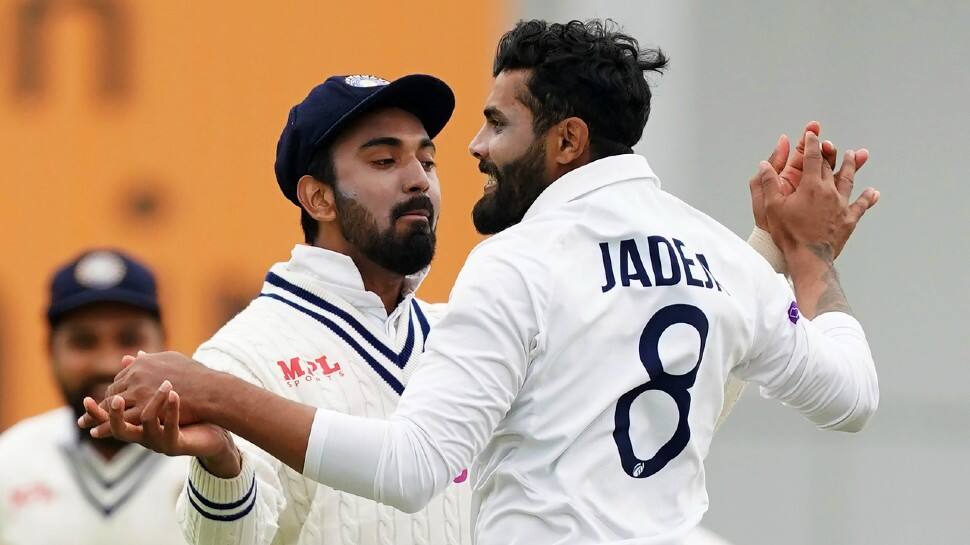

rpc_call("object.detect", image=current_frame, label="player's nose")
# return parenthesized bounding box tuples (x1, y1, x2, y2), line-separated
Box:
(402, 158, 431, 194)
(469, 127, 488, 161)
(92, 348, 127, 376)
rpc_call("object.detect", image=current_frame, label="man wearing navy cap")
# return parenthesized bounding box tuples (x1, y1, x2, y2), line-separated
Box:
(81, 74, 473, 545)
(0, 250, 188, 545)
(181, 73, 471, 544)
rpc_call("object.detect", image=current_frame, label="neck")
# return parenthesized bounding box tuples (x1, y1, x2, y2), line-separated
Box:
(312, 235, 406, 315)
(351, 254, 406, 315)
(550, 151, 595, 182)
(85, 435, 127, 461)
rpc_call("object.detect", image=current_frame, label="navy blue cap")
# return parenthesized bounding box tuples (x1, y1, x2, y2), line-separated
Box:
(274, 74, 456, 206)
(47, 249, 161, 325)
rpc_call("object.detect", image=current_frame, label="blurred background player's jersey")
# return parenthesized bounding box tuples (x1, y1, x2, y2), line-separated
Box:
(0, 407, 189, 545)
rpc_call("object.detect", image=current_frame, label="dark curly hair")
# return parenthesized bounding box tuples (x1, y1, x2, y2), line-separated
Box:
(493, 19, 668, 159)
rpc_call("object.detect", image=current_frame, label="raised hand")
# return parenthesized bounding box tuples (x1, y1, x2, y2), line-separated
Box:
(757, 131, 879, 318)
(750, 122, 871, 260)
(753, 122, 819, 230)
(760, 131, 879, 258)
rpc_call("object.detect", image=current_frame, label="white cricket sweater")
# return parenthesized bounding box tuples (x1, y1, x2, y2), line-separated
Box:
(176, 244, 471, 545)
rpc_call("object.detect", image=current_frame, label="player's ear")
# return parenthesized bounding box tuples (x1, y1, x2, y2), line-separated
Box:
(296, 175, 338, 224)
(552, 117, 590, 165)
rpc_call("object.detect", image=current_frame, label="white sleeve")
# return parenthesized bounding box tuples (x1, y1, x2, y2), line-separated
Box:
(303, 241, 542, 513)
(685, 526, 735, 545)
(175, 347, 288, 545)
(417, 301, 449, 323)
(713, 375, 745, 432)
(732, 272, 879, 432)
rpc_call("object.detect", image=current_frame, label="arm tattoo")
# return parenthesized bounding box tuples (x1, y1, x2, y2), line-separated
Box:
(808, 243, 853, 316)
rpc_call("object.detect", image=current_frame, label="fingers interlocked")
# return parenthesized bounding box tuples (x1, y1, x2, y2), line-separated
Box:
(140, 380, 174, 452)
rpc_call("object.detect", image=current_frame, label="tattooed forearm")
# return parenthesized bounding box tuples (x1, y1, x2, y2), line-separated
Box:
(807, 242, 835, 264)
(816, 266, 853, 316)
(793, 243, 854, 317)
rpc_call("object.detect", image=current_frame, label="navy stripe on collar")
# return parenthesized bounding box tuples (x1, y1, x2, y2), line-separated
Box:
(73, 447, 153, 490)
(59, 445, 162, 517)
(411, 299, 431, 340)
(265, 272, 417, 368)
(260, 293, 404, 395)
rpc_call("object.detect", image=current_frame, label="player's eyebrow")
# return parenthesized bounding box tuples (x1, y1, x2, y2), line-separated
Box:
(483, 106, 508, 124)
(360, 136, 435, 152)
(418, 137, 436, 153)
(359, 136, 403, 150)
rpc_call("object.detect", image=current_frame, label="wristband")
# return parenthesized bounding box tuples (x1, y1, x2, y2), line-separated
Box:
(747, 227, 787, 274)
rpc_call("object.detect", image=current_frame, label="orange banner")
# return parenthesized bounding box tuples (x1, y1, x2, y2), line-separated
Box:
(0, 1, 506, 428)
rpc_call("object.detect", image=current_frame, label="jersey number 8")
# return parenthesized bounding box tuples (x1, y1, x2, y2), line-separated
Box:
(612, 304, 709, 479)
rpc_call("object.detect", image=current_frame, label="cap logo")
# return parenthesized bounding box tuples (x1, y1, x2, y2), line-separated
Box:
(74, 252, 127, 289)
(344, 74, 389, 88)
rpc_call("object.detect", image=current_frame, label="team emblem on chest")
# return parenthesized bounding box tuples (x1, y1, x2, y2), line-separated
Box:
(8, 482, 55, 510)
(276, 355, 344, 388)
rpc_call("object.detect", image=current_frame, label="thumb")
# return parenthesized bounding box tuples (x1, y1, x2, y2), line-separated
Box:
(749, 166, 765, 202)
(749, 164, 768, 229)
(767, 134, 789, 173)
(758, 161, 784, 202)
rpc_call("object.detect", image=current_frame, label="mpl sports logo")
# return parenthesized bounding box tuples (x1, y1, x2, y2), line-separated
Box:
(277, 355, 343, 388)
(8, 482, 54, 510)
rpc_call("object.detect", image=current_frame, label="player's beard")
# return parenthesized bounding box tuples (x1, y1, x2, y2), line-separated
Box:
(61, 374, 129, 450)
(472, 138, 550, 235)
(334, 191, 437, 276)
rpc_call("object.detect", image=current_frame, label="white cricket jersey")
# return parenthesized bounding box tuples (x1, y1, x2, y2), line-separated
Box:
(302, 154, 878, 545)
(0, 407, 189, 545)
(177, 245, 472, 545)
(684, 526, 735, 545)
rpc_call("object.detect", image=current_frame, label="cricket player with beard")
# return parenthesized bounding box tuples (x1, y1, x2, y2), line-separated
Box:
(82, 21, 876, 544)
(0, 250, 187, 545)
(144, 74, 472, 545)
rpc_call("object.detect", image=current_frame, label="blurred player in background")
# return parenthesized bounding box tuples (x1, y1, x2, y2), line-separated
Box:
(0, 249, 187, 545)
